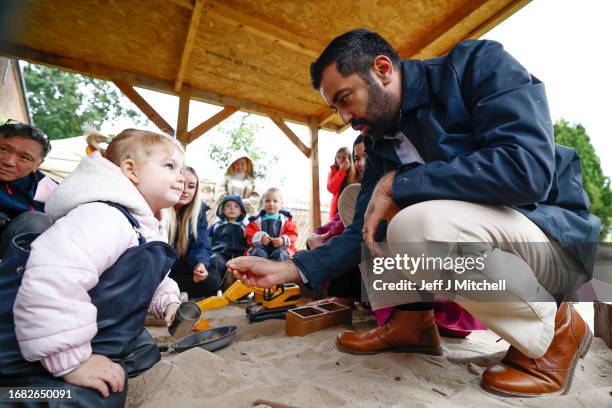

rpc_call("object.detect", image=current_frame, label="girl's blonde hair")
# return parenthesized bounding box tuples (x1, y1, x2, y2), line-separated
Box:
(85, 128, 184, 167)
(167, 166, 202, 258)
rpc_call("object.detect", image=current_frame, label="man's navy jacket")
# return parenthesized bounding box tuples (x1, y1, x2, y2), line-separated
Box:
(293, 40, 601, 288)
(0, 170, 46, 220)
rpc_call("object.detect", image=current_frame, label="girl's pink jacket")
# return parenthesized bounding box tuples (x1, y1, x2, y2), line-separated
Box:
(13, 152, 180, 376)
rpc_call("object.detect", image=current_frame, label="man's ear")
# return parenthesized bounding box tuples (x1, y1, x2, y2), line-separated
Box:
(32, 158, 44, 172)
(121, 159, 139, 184)
(372, 55, 394, 86)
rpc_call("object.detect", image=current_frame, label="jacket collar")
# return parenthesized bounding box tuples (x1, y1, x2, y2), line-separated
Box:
(397, 60, 430, 122)
(6, 170, 44, 192)
(400, 59, 430, 111)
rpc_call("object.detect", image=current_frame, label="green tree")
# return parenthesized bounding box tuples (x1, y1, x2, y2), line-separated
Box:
(22, 63, 145, 139)
(209, 113, 278, 179)
(554, 120, 611, 239)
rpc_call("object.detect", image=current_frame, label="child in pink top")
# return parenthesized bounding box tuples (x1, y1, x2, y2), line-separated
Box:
(0, 129, 186, 405)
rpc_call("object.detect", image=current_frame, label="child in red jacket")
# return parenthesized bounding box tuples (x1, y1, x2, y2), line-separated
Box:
(246, 187, 297, 261)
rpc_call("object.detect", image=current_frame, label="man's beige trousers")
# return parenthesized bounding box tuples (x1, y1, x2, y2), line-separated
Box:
(385, 200, 583, 358)
(339, 184, 579, 357)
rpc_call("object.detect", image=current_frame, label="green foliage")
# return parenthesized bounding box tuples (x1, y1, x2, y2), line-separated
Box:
(209, 113, 278, 179)
(554, 120, 611, 239)
(22, 63, 145, 139)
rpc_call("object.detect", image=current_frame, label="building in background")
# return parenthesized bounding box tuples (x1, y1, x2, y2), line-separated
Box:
(0, 58, 30, 123)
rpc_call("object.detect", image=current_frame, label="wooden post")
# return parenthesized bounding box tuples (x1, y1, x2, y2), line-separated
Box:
(594, 301, 612, 348)
(177, 85, 191, 142)
(308, 117, 321, 229)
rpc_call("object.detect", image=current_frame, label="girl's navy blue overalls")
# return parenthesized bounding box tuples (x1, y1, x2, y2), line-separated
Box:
(0, 202, 177, 407)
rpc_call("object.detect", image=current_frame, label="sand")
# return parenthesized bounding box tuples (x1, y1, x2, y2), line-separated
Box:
(127, 303, 611, 408)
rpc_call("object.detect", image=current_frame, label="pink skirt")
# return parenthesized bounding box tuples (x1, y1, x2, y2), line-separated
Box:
(374, 297, 486, 338)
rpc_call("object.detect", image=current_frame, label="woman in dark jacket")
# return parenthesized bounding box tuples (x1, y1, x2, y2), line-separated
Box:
(167, 167, 216, 298)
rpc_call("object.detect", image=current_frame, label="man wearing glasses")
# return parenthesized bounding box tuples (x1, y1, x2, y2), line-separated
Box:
(0, 120, 54, 256)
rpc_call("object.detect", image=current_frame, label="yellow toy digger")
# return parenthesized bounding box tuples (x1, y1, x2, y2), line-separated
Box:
(193, 280, 301, 330)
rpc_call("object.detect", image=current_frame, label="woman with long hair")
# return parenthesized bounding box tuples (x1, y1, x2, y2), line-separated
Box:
(167, 166, 217, 298)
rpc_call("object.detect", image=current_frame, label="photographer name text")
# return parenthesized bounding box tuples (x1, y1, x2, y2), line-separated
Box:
(372, 279, 506, 291)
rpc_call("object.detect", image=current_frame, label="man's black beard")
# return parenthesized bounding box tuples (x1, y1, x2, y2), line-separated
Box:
(357, 76, 399, 139)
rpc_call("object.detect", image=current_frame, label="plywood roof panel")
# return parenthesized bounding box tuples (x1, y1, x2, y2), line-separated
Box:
(0, 0, 530, 133)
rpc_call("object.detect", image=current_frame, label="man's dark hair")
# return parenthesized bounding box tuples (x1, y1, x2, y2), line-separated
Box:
(310, 29, 401, 90)
(353, 133, 364, 148)
(0, 120, 51, 158)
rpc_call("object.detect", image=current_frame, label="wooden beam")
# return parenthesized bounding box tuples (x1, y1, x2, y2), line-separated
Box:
(396, 0, 489, 58)
(337, 124, 351, 133)
(175, 0, 204, 92)
(319, 112, 338, 127)
(466, 0, 532, 41)
(113, 80, 174, 134)
(190, 88, 324, 131)
(308, 117, 321, 229)
(204, 0, 324, 58)
(177, 85, 191, 142)
(167, 0, 194, 10)
(186, 105, 238, 143)
(0, 43, 342, 132)
(269, 114, 311, 158)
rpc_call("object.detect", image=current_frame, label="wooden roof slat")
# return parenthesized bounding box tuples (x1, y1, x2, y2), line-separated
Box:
(186, 105, 238, 143)
(1, 0, 530, 134)
(411, 0, 532, 58)
(466, 0, 532, 42)
(319, 112, 338, 127)
(174, 0, 205, 92)
(204, 0, 325, 59)
(396, 0, 488, 58)
(187, 46, 322, 109)
(0, 42, 341, 132)
(167, 0, 194, 10)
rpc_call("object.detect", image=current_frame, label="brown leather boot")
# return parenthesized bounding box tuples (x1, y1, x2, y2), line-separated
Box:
(481, 303, 593, 397)
(336, 309, 442, 355)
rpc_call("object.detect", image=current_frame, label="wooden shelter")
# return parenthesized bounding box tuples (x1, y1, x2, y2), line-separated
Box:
(0, 58, 30, 124)
(0, 0, 530, 228)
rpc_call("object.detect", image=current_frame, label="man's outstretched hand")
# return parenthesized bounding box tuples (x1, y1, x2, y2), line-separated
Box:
(227, 257, 302, 288)
(362, 170, 399, 257)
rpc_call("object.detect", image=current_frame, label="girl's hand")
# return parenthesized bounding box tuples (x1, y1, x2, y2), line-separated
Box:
(193, 263, 208, 283)
(340, 159, 351, 171)
(63, 354, 125, 398)
(271, 237, 284, 247)
(163, 302, 180, 327)
(261, 234, 271, 245)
